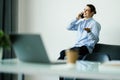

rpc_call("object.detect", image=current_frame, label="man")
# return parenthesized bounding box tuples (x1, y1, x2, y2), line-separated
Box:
(58, 4, 101, 60)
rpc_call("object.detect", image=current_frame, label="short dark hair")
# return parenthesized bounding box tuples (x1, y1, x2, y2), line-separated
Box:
(87, 4, 96, 14)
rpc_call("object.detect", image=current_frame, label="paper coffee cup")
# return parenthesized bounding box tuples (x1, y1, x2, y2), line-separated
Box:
(65, 49, 78, 64)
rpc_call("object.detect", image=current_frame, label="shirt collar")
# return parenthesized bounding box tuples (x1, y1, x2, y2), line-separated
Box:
(84, 18, 93, 22)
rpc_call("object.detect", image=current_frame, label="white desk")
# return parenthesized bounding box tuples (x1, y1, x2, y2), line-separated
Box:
(0, 59, 120, 80)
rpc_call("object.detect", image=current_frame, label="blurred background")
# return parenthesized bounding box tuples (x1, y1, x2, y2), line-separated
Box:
(17, 0, 120, 80)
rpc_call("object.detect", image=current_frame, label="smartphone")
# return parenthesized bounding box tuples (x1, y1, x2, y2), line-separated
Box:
(80, 13, 84, 18)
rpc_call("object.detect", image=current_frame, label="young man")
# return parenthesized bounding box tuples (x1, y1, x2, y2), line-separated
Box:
(58, 4, 101, 60)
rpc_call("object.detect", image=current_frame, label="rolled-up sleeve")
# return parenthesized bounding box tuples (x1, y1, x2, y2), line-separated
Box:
(67, 19, 82, 31)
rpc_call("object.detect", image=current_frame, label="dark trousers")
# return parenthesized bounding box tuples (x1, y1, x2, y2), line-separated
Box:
(58, 46, 89, 60)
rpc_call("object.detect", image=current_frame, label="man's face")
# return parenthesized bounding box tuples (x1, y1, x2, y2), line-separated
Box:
(83, 6, 94, 18)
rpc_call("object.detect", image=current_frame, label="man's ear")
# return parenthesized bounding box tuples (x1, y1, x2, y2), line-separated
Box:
(92, 12, 95, 15)
(91, 12, 95, 16)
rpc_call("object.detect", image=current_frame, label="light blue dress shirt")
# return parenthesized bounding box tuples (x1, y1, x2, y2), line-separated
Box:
(67, 18, 101, 53)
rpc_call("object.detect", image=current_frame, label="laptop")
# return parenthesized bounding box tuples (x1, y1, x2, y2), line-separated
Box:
(10, 34, 66, 64)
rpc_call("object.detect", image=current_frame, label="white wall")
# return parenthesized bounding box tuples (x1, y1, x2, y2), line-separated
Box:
(18, 0, 120, 80)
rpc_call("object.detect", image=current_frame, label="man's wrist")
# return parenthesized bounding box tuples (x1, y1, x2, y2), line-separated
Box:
(76, 17, 80, 20)
(87, 30, 91, 33)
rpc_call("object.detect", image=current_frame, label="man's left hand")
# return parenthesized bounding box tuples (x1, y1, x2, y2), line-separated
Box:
(84, 28, 91, 33)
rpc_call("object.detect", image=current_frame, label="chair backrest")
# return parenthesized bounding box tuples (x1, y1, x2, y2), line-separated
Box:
(83, 53, 111, 63)
(93, 43, 120, 60)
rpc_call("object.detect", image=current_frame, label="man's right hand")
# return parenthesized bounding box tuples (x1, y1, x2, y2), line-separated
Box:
(76, 12, 84, 20)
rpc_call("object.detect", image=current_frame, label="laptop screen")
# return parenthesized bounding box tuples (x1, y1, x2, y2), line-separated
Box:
(10, 34, 51, 63)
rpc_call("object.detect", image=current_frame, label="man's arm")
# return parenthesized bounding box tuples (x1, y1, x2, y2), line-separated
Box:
(67, 12, 83, 31)
(86, 22, 101, 43)
(67, 19, 79, 31)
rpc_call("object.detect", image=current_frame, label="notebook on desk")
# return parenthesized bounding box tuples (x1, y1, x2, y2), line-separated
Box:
(10, 34, 66, 64)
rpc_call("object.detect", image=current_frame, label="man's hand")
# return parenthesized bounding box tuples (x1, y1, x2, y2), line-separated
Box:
(76, 12, 84, 20)
(84, 28, 91, 33)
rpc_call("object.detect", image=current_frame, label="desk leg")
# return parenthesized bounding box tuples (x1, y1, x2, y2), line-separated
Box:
(59, 77, 64, 80)
(18, 74, 24, 80)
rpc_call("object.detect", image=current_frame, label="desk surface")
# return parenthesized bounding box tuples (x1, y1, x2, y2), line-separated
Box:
(0, 59, 120, 79)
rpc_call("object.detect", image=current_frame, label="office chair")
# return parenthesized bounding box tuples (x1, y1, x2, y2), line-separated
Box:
(83, 52, 111, 63)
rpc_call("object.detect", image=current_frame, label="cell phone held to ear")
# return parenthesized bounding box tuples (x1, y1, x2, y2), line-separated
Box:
(80, 13, 84, 18)
(77, 13, 84, 19)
